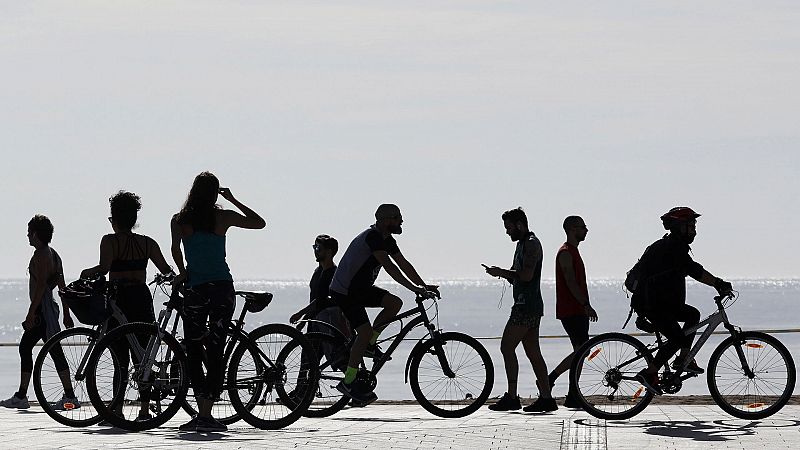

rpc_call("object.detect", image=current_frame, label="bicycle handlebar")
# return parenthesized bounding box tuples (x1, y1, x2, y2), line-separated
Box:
(149, 272, 177, 286)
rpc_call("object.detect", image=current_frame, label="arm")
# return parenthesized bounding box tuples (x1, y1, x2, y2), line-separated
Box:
(557, 251, 589, 304)
(80, 235, 114, 279)
(147, 238, 174, 275)
(485, 240, 540, 282)
(392, 252, 438, 293)
(373, 251, 425, 294)
(686, 256, 732, 294)
(290, 301, 318, 324)
(54, 252, 74, 328)
(558, 251, 597, 321)
(218, 188, 266, 230)
(170, 217, 187, 285)
(25, 252, 48, 329)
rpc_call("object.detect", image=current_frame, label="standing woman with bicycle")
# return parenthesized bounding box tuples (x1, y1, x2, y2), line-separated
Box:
(80, 191, 175, 420)
(171, 171, 265, 432)
(80, 191, 174, 326)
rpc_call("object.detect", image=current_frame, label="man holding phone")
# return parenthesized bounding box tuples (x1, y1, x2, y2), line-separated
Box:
(484, 207, 556, 413)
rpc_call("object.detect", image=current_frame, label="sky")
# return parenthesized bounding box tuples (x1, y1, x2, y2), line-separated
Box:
(1, 1, 799, 281)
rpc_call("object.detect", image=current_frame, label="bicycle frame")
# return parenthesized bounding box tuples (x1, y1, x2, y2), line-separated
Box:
(303, 295, 456, 382)
(72, 288, 135, 382)
(618, 297, 752, 383)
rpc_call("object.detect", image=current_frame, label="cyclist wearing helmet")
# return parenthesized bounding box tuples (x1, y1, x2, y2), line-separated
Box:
(632, 207, 733, 394)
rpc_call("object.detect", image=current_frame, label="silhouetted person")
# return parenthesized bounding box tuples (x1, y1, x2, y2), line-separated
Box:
(548, 216, 597, 408)
(1, 215, 75, 410)
(290, 234, 350, 337)
(171, 172, 265, 432)
(631, 207, 732, 394)
(485, 207, 557, 413)
(330, 204, 438, 405)
(80, 191, 174, 419)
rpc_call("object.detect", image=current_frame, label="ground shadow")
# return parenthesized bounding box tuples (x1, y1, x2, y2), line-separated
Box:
(641, 420, 759, 442)
(332, 417, 417, 423)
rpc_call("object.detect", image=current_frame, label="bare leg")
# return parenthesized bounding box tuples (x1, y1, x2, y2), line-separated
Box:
(18, 372, 32, 396)
(348, 323, 373, 368)
(521, 327, 552, 399)
(499, 325, 527, 397)
(372, 294, 402, 332)
(57, 369, 75, 396)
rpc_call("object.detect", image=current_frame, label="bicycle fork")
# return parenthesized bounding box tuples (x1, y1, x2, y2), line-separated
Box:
(428, 330, 456, 378)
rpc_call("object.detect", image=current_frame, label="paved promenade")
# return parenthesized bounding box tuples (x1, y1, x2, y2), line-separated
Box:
(2, 402, 798, 449)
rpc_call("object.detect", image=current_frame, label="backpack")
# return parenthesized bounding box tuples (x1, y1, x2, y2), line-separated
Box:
(622, 245, 653, 328)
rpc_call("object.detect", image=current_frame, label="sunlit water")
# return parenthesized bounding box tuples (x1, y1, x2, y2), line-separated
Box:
(1, 278, 797, 400)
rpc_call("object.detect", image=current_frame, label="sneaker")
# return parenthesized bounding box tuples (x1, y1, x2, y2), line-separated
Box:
(336, 380, 377, 406)
(196, 416, 227, 432)
(635, 369, 663, 395)
(135, 411, 152, 422)
(562, 393, 582, 409)
(364, 344, 391, 361)
(0, 395, 30, 409)
(488, 392, 521, 411)
(53, 396, 81, 411)
(672, 357, 704, 375)
(179, 415, 200, 432)
(523, 397, 558, 413)
(349, 398, 370, 407)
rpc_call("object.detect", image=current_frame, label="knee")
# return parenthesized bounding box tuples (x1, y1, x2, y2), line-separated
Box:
(384, 295, 402, 313)
(356, 323, 374, 339)
(500, 341, 516, 357)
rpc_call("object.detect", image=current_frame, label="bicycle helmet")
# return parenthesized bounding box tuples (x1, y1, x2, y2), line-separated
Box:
(660, 207, 700, 230)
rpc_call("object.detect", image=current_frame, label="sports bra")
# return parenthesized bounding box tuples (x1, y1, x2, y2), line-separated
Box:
(109, 233, 149, 273)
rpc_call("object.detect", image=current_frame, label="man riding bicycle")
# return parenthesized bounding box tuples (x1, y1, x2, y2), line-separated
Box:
(631, 207, 733, 394)
(330, 204, 438, 405)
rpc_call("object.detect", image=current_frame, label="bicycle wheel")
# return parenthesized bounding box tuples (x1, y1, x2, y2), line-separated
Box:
(409, 332, 493, 418)
(570, 332, 655, 420)
(33, 327, 110, 427)
(228, 323, 318, 429)
(180, 337, 258, 425)
(276, 331, 349, 418)
(85, 322, 189, 431)
(707, 331, 796, 419)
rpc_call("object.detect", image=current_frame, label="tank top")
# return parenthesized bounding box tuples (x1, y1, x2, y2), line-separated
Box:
(555, 242, 588, 319)
(183, 232, 233, 287)
(511, 232, 544, 317)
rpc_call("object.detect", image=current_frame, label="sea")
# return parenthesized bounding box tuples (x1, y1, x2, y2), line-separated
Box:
(1, 278, 798, 400)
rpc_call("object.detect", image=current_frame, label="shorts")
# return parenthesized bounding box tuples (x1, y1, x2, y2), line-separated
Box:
(560, 315, 590, 348)
(507, 304, 541, 329)
(330, 286, 388, 329)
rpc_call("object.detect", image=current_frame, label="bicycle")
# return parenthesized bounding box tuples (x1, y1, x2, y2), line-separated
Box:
(569, 292, 796, 420)
(85, 274, 318, 431)
(33, 277, 129, 427)
(278, 291, 494, 418)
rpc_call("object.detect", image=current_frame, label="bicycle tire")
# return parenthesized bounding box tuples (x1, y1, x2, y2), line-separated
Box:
(33, 327, 108, 427)
(85, 322, 189, 431)
(276, 331, 349, 418)
(227, 323, 318, 429)
(409, 332, 493, 418)
(569, 332, 655, 420)
(707, 331, 796, 419)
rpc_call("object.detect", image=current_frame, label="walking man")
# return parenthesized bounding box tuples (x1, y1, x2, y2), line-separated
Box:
(548, 216, 597, 408)
(485, 207, 557, 412)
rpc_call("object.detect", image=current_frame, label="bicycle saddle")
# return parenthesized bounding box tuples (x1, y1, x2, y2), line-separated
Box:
(236, 291, 273, 313)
